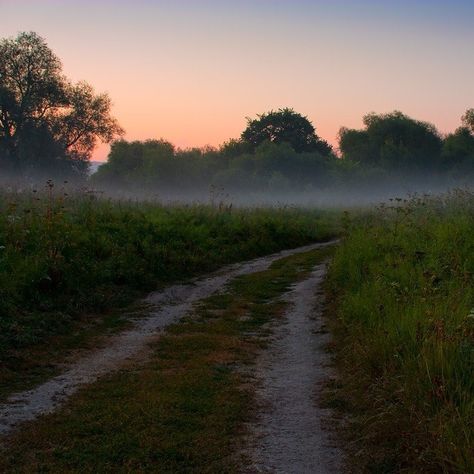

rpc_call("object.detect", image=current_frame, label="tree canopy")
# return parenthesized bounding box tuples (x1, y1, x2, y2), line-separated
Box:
(441, 110, 474, 179)
(241, 108, 332, 155)
(463, 109, 474, 133)
(339, 111, 443, 172)
(0, 31, 123, 178)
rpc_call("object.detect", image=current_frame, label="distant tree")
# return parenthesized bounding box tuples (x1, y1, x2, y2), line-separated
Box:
(219, 139, 252, 158)
(441, 127, 474, 178)
(338, 128, 376, 164)
(0, 32, 123, 178)
(241, 108, 332, 155)
(339, 111, 443, 172)
(93, 139, 173, 186)
(462, 109, 474, 133)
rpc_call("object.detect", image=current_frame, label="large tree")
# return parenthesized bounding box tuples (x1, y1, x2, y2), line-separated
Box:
(241, 108, 332, 155)
(0, 31, 123, 178)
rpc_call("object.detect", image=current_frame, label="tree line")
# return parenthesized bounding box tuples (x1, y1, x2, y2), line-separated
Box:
(94, 107, 474, 195)
(1, 32, 473, 193)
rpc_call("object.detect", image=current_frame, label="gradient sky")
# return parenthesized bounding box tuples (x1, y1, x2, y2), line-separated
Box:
(2, 0, 473, 161)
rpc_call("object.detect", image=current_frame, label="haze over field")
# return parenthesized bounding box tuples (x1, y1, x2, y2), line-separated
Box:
(2, 0, 473, 161)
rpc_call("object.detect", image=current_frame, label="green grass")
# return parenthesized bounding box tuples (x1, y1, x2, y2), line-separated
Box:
(0, 186, 338, 396)
(327, 190, 474, 472)
(0, 247, 333, 473)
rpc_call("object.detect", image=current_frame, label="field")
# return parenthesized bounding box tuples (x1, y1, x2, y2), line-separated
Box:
(2, 187, 474, 472)
(0, 187, 337, 397)
(328, 191, 474, 472)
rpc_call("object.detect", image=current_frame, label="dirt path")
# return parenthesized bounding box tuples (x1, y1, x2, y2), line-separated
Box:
(246, 262, 342, 473)
(0, 241, 335, 437)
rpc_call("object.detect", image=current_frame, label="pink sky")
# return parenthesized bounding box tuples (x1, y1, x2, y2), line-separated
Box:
(2, 1, 473, 161)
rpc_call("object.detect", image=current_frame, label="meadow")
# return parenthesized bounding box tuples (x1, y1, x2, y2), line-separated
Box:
(328, 190, 474, 472)
(0, 185, 336, 391)
(4, 182, 474, 472)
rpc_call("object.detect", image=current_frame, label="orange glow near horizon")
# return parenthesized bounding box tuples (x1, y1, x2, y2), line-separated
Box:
(2, 1, 473, 162)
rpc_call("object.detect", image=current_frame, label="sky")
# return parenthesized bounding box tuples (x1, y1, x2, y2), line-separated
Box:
(2, 0, 473, 161)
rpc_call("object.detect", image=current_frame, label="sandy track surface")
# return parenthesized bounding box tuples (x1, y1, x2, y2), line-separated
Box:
(0, 241, 335, 437)
(246, 262, 342, 473)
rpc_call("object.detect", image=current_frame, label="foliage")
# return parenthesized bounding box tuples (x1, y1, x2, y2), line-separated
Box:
(462, 108, 474, 133)
(339, 111, 443, 172)
(0, 32, 123, 179)
(241, 107, 332, 155)
(93, 138, 335, 194)
(94, 108, 474, 195)
(441, 127, 474, 179)
(328, 191, 474, 472)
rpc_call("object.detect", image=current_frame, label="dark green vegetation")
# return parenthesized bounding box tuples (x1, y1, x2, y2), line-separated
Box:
(327, 191, 474, 472)
(0, 247, 332, 473)
(0, 187, 336, 394)
(241, 107, 332, 155)
(339, 111, 443, 172)
(92, 138, 337, 196)
(0, 32, 122, 179)
(92, 107, 338, 196)
(94, 109, 474, 197)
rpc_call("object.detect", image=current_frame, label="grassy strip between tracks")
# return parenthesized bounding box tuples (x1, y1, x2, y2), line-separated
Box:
(0, 245, 334, 473)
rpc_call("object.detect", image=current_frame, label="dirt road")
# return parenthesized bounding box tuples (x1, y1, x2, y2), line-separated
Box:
(0, 242, 336, 437)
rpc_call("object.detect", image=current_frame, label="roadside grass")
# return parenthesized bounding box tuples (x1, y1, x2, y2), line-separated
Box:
(0, 246, 334, 473)
(0, 302, 145, 401)
(0, 186, 338, 399)
(326, 190, 474, 473)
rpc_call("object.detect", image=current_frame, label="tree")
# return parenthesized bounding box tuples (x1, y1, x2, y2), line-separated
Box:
(51, 81, 123, 163)
(338, 128, 376, 165)
(219, 138, 252, 158)
(441, 127, 474, 177)
(462, 109, 474, 133)
(0, 32, 123, 178)
(241, 108, 332, 155)
(339, 111, 443, 172)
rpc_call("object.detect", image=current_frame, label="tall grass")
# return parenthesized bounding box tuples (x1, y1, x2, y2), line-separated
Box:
(0, 185, 336, 360)
(328, 190, 474, 472)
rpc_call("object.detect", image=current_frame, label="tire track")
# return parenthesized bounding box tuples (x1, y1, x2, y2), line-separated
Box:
(246, 262, 342, 473)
